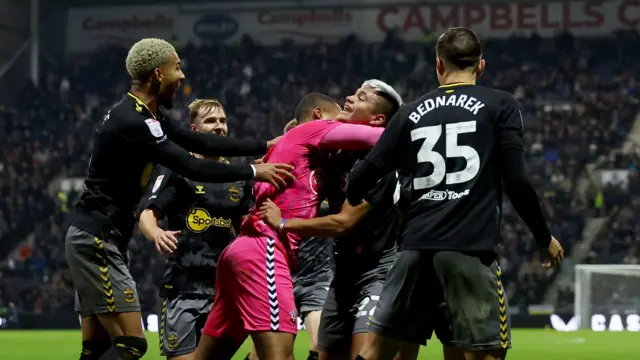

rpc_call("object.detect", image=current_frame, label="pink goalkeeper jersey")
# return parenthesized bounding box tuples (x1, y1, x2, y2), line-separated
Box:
(240, 120, 384, 268)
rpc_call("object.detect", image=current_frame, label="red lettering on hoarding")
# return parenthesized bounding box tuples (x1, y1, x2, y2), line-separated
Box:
(82, 15, 173, 33)
(376, 1, 635, 34)
(257, 10, 352, 27)
(619, 0, 639, 27)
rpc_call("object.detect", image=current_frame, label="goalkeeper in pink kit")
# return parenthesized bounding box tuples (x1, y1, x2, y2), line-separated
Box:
(196, 81, 402, 360)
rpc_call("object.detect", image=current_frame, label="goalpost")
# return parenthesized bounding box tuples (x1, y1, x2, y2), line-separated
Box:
(574, 264, 640, 330)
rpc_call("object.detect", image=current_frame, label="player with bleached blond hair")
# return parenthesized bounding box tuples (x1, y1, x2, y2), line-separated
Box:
(65, 38, 293, 360)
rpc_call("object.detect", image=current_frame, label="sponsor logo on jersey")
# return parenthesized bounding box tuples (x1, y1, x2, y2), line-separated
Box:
(420, 189, 470, 201)
(186, 207, 231, 232)
(229, 185, 240, 202)
(195, 185, 205, 194)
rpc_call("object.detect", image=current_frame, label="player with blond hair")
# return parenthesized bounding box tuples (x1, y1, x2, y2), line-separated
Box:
(65, 38, 293, 360)
(139, 99, 254, 360)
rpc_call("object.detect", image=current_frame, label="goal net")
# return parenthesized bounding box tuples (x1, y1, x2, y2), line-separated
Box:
(574, 264, 640, 330)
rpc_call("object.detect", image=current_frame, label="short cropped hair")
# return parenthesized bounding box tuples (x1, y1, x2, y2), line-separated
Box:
(294, 93, 337, 123)
(283, 119, 298, 134)
(126, 38, 176, 81)
(436, 27, 483, 71)
(188, 99, 225, 124)
(362, 79, 403, 121)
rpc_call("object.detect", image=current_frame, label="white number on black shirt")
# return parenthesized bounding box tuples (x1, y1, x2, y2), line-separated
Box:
(411, 120, 480, 190)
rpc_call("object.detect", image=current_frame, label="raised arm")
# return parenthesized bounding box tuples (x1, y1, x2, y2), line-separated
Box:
(124, 118, 294, 188)
(161, 116, 269, 157)
(317, 123, 384, 151)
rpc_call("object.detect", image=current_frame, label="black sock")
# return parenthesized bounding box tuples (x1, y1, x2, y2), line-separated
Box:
(79, 340, 111, 360)
(98, 336, 147, 360)
(307, 350, 319, 360)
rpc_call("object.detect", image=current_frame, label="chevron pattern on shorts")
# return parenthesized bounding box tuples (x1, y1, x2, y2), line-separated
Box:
(266, 237, 279, 331)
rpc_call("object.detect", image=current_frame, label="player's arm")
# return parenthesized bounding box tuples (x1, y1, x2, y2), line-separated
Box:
(138, 171, 181, 254)
(317, 123, 384, 151)
(497, 94, 563, 266)
(346, 106, 412, 206)
(161, 117, 274, 156)
(124, 119, 294, 188)
(259, 198, 371, 237)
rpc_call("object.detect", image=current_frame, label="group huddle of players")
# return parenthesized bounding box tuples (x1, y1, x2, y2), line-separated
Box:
(64, 27, 565, 360)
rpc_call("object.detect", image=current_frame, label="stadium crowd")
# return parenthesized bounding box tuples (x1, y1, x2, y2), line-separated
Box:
(0, 30, 639, 319)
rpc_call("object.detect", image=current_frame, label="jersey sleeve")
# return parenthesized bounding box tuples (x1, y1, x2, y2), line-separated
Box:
(317, 123, 384, 151)
(346, 105, 413, 206)
(144, 167, 180, 218)
(121, 117, 255, 182)
(497, 94, 551, 248)
(161, 117, 268, 157)
(496, 93, 525, 152)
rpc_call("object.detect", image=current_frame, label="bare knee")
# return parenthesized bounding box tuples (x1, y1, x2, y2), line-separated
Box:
(251, 331, 295, 360)
(97, 311, 145, 337)
(303, 311, 322, 350)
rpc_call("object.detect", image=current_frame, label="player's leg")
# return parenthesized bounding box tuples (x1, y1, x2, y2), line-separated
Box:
(237, 236, 297, 359)
(299, 280, 330, 360)
(79, 315, 112, 360)
(432, 251, 511, 360)
(350, 280, 382, 359)
(357, 250, 434, 360)
(316, 284, 355, 360)
(195, 246, 247, 360)
(159, 296, 210, 360)
(66, 226, 147, 360)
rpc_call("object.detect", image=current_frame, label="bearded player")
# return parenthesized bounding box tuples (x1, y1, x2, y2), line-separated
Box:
(138, 99, 253, 360)
(194, 86, 397, 360)
(65, 38, 293, 360)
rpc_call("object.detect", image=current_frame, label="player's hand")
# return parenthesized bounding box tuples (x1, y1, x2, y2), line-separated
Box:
(253, 163, 295, 190)
(543, 236, 564, 268)
(254, 157, 264, 165)
(266, 136, 282, 150)
(151, 229, 180, 255)
(259, 199, 283, 228)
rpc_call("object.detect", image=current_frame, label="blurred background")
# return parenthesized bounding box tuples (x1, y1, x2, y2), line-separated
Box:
(0, 0, 639, 358)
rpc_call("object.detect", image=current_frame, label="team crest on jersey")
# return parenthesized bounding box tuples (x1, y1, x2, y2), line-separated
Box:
(229, 185, 240, 202)
(123, 288, 136, 303)
(167, 333, 179, 349)
(152, 175, 164, 193)
(144, 118, 164, 138)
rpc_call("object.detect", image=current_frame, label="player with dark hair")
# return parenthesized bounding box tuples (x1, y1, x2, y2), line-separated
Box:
(137, 99, 254, 360)
(246, 118, 335, 360)
(65, 38, 293, 360)
(194, 92, 388, 360)
(258, 81, 420, 360)
(346, 28, 565, 360)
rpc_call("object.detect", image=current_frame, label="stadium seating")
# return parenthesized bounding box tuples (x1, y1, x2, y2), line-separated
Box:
(1, 31, 639, 315)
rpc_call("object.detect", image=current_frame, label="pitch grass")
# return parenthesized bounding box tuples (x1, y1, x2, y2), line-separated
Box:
(0, 329, 636, 359)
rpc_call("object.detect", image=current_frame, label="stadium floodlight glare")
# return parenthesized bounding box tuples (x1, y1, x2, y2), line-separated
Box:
(575, 264, 640, 330)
